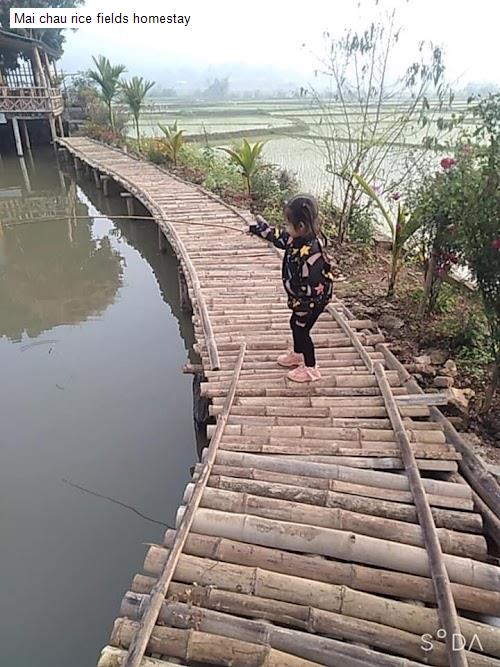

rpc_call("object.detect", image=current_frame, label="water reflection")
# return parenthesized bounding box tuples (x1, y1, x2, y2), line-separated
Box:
(75, 177, 197, 362)
(0, 152, 123, 341)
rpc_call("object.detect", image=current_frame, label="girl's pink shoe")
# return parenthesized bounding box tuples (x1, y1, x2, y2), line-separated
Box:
(277, 350, 304, 367)
(287, 364, 322, 383)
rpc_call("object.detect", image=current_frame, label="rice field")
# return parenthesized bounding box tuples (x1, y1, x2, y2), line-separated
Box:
(128, 98, 472, 194)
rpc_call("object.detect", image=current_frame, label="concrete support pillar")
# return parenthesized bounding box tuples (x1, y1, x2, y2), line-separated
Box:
(20, 120, 31, 152)
(12, 117, 23, 157)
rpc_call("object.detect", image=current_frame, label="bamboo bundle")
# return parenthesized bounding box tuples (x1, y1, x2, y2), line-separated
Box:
(209, 423, 446, 443)
(98, 646, 180, 667)
(202, 464, 475, 510)
(112, 619, 321, 667)
(204, 386, 403, 399)
(219, 417, 445, 436)
(176, 507, 499, 589)
(122, 589, 500, 665)
(142, 551, 500, 653)
(129, 573, 500, 662)
(181, 485, 485, 559)
(118, 602, 431, 667)
(201, 473, 481, 531)
(211, 451, 471, 498)
(161, 532, 500, 615)
(217, 441, 460, 459)
(257, 455, 457, 472)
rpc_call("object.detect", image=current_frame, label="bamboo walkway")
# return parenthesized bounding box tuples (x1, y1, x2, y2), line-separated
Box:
(58, 138, 500, 667)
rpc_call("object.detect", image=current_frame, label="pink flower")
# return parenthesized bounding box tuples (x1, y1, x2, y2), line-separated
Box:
(436, 267, 447, 278)
(462, 144, 473, 156)
(440, 157, 457, 171)
(492, 239, 500, 250)
(396, 223, 402, 233)
(391, 192, 401, 201)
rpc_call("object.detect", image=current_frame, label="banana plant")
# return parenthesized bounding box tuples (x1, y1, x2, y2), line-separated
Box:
(217, 139, 266, 197)
(353, 173, 423, 297)
(158, 121, 185, 165)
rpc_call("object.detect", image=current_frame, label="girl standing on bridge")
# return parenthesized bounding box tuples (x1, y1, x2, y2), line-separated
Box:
(249, 194, 334, 383)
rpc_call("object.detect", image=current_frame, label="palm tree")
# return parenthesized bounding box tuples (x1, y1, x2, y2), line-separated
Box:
(217, 139, 266, 197)
(120, 76, 155, 148)
(88, 55, 126, 131)
(158, 121, 186, 165)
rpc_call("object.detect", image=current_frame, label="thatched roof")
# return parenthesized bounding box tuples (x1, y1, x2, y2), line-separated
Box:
(0, 27, 61, 59)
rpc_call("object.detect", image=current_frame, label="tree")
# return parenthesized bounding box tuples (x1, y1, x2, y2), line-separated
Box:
(203, 76, 229, 99)
(120, 76, 155, 148)
(88, 55, 126, 131)
(158, 121, 186, 166)
(304, 0, 457, 242)
(454, 95, 500, 412)
(217, 140, 267, 197)
(353, 173, 423, 296)
(0, 0, 83, 53)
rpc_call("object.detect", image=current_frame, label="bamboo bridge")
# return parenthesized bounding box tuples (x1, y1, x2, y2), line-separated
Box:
(57, 137, 500, 667)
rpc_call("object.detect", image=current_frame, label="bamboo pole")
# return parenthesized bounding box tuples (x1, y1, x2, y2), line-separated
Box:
(119, 601, 431, 667)
(373, 360, 468, 665)
(122, 589, 500, 665)
(114, 619, 320, 667)
(129, 576, 500, 667)
(201, 464, 475, 510)
(377, 342, 500, 548)
(176, 508, 500, 591)
(201, 472, 482, 531)
(181, 485, 485, 559)
(211, 451, 471, 499)
(162, 532, 500, 615)
(98, 646, 182, 666)
(122, 343, 246, 667)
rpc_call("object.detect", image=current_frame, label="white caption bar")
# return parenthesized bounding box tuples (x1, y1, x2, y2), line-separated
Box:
(10, 8, 192, 28)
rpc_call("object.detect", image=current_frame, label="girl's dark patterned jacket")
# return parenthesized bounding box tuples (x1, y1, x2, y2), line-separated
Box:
(249, 217, 334, 312)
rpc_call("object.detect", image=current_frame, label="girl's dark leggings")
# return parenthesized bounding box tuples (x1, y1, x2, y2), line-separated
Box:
(290, 302, 326, 367)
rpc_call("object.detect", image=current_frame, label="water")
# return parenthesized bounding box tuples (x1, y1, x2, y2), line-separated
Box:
(0, 149, 198, 666)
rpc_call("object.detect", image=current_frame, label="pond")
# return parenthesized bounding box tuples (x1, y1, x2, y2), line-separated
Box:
(0, 148, 197, 666)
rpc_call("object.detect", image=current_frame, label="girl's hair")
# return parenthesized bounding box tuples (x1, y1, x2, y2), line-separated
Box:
(284, 193, 328, 249)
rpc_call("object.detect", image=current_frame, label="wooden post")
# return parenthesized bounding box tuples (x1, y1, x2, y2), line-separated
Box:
(33, 48, 48, 89)
(18, 156, 31, 193)
(20, 120, 31, 152)
(101, 175, 110, 197)
(48, 116, 57, 145)
(42, 51, 53, 86)
(56, 115, 64, 138)
(120, 192, 136, 216)
(11, 117, 23, 156)
(158, 225, 168, 252)
(178, 268, 191, 313)
(93, 168, 101, 189)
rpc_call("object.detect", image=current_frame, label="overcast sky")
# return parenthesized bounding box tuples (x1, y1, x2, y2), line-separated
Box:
(60, 0, 500, 87)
